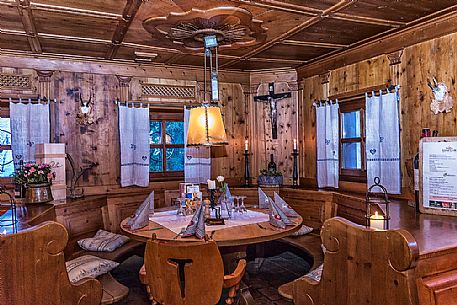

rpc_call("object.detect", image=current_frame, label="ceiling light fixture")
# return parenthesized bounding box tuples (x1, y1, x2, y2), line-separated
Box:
(186, 35, 228, 146)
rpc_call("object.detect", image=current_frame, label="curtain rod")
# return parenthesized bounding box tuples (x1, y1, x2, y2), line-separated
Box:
(113, 99, 195, 108)
(0, 97, 57, 103)
(328, 84, 400, 101)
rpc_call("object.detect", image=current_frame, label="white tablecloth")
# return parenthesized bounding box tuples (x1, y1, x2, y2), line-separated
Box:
(149, 209, 269, 234)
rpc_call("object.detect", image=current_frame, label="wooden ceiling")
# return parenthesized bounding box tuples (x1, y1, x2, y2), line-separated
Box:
(0, 0, 456, 71)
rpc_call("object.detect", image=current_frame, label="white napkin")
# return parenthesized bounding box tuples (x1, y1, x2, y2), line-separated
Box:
(258, 188, 270, 209)
(126, 191, 154, 230)
(274, 192, 300, 218)
(182, 203, 206, 239)
(269, 196, 294, 228)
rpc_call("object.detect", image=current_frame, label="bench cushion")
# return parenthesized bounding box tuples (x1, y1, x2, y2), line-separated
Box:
(66, 255, 119, 284)
(78, 230, 130, 252)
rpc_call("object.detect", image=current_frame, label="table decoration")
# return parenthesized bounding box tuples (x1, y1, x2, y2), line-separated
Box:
(274, 192, 300, 218)
(269, 196, 295, 228)
(14, 162, 56, 204)
(125, 191, 154, 230)
(258, 187, 270, 209)
(182, 203, 206, 239)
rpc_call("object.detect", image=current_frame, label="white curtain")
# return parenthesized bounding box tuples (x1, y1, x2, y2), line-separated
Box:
(365, 88, 401, 194)
(315, 101, 339, 188)
(10, 102, 50, 168)
(118, 104, 150, 187)
(184, 106, 211, 184)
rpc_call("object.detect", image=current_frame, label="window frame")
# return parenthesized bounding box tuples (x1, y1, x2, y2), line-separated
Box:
(149, 109, 185, 181)
(0, 102, 13, 185)
(338, 97, 367, 183)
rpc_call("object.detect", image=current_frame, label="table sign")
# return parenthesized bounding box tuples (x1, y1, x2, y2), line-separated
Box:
(420, 137, 457, 216)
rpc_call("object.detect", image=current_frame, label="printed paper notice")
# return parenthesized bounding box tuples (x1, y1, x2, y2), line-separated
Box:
(423, 142, 457, 210)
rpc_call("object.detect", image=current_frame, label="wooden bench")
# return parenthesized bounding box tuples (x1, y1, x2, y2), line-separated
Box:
(293, 217, 419, 305)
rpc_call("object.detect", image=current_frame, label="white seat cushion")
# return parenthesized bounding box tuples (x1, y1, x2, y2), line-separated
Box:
(291, 224, 314, 236)
(66, 255, 119, 284)
(78, 230, 130, 252)
(304, 264, 324, 282)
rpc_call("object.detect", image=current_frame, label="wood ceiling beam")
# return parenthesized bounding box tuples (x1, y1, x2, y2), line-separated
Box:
(29, 2, 122, 20)
(282, 40, 348, 49)
(226, 0, 405, 27)
(220, 0, 357, 68)
(296, 8, 457, 79)
(105, 0, 144, 59)
(15, 0, 41, 53)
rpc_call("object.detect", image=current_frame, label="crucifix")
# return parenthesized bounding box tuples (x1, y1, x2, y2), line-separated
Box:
(254, 82, 291, 139)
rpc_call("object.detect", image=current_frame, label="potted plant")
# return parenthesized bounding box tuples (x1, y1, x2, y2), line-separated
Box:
(14, 163, 56, 204)
(257, 168, 283, 187)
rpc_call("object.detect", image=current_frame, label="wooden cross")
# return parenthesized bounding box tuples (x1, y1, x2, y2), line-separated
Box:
(254, 82, 291, 139)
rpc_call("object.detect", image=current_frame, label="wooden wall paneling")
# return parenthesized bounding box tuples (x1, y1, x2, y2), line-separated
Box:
(300, 75, 323, 187)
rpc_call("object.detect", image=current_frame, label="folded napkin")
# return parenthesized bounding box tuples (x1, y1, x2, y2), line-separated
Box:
(125, 191, 154, 230)
(269, 196, 295, 228)
(258, 188, 270, 209)
(182, 203, 206, 239)
(274, 192, 300, 218)
(218, 183, 234, 205)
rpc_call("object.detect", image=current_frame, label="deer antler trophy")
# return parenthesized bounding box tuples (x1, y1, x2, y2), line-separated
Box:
(66, 153, 98, 198)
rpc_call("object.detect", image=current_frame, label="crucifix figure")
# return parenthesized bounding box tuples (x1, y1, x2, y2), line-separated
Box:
(254, 82, 291, 139)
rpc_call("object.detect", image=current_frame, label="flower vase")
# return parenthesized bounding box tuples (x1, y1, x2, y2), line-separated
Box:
(25, 183, 54, 204)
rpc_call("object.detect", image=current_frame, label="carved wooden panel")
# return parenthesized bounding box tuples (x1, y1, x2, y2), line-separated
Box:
(0, 73, 32, 90)
(141, 83, 195, 99)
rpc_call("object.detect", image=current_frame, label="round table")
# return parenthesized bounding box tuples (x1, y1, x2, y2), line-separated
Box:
(120, 208, 303, 247)
(121, 208, 303, 305)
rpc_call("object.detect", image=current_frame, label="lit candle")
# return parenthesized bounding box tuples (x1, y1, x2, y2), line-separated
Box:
(207, 180, 216, 190)
(293, 139, 297, 150)
(369, 211, 385, 230)
(245, 140, 249, 151)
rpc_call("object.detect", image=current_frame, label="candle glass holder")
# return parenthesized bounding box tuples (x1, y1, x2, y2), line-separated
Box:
(365, 177, 390, 230)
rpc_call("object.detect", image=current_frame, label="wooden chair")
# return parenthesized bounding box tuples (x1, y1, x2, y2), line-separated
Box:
(0, 221, 102, 305)
(143, 237, 246, 305)
(293, 216, 419, 305)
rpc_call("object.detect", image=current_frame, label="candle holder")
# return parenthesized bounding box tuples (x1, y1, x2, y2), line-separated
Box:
(209, 189, 216, 209)
(292, 148, 298, 187)
(244, 150, 250, 187)
(365, 177, 390, 230)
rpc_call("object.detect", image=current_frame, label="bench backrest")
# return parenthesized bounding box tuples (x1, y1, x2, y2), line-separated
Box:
(294, 217, 419, 305)
(0, 221, 102, 305)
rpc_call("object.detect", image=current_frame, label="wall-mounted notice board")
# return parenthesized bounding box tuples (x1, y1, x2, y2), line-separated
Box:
(420, 137, 457, 216)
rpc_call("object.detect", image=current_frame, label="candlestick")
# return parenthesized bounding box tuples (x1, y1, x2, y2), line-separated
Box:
(244, 149, 250, 187)
(292, 147, 298, 187)
(209, 189, 216, 209)
(245, 139, 248, 151)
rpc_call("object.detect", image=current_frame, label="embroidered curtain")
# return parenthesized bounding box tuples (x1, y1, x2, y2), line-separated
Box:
(184, 106, 211, 184)
(365, 88, 401, 194)
(118, 104, 150, 187)
(10, 102, 50, 168)
(315, 101, 339, 188)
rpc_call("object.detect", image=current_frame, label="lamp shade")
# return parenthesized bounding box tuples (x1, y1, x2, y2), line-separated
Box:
(187, 105, 228, 146)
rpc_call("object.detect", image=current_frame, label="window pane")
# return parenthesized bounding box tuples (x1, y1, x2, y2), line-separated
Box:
(0, 150, 14, 177)
(149, 121, 162, 144)
(342, 142, 362, 169)
(0, 118, 11, 145)
(342, 111, 361, 139)
(165, 121, 184, 144)
(149, 148, 163, 172)
(166, 148, 184, 171)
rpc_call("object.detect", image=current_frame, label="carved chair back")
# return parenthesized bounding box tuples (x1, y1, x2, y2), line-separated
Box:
(0, 221, 102, 305)
(294, 217, 419, 305)
(144, 238, 225, 305)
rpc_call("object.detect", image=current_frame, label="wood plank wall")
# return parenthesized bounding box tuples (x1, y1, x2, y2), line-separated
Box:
(299, 32, 457, 199)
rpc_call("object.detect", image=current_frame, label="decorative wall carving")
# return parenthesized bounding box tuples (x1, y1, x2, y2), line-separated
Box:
(0, 73, 32, 90)
(143, 7, 267, 51)
(141, 83, 195, 99)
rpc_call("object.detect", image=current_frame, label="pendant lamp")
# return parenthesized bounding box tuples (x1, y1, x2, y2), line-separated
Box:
(186, 35, 228, 146)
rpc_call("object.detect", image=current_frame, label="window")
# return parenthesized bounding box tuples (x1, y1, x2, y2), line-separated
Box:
(149, 110, 185, 179)
(339, 98, 366, 182)
(0, 104, 14, 179)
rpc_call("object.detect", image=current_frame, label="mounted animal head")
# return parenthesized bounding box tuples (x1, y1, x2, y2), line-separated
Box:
(76, 91, 92, 114)
(427, 77, 448, 101)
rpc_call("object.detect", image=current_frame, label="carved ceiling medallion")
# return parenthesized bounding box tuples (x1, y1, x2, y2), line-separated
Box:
(143, 7, 267, 51)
